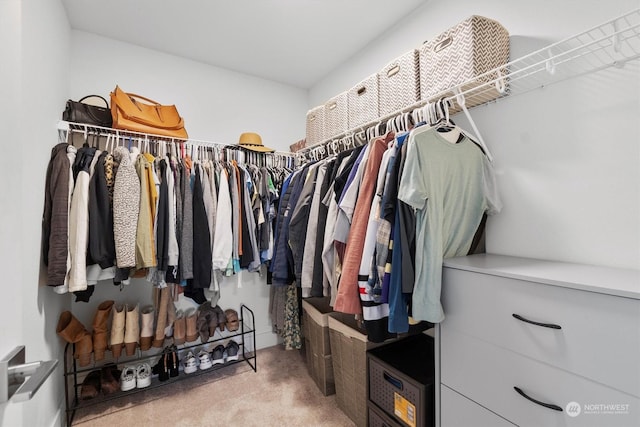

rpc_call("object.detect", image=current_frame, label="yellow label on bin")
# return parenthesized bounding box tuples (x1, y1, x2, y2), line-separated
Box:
(394, 392, 416, 427)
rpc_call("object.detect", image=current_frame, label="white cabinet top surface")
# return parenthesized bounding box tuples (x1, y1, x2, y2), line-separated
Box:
(443, 254, 640, 300)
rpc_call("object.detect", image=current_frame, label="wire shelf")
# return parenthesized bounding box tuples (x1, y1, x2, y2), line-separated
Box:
(444, 8, 640, 114)
(300, 8, 640, 155)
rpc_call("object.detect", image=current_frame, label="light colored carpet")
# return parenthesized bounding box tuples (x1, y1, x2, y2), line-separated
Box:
(71, 345, 355, 426)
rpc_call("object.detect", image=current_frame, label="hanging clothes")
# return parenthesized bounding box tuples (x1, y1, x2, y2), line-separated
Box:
(289, 162, 322, 288)
(310, 158, 336, 297)
(301, 160, 328, 297)
(68, 146, 99, 293)
(397, 126, 502, 323)
(212, 164, 233, 271)
(334, 134, 390, 315)
(87, 150, 116, 270)
(191, 164, 212, 288)
(134, 153, 157, 269)
(42, 143, 74, 288)
(113, 146, 140, 269)
(179, 157, 194, 281)
(44, 133, 293, 305)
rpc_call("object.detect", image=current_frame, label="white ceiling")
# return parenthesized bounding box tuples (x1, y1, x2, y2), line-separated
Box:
(61, 0, 428, 89)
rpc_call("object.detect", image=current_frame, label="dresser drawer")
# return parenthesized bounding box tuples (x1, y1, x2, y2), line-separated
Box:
(441, 385, 515, 427)
(441, 329, 640, 427)
(441, 267, 640, 397)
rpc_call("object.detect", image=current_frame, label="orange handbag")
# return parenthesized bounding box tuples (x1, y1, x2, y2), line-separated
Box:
(110, 85, 188, 139)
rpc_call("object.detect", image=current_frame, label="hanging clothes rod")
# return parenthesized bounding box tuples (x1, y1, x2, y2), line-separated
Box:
(57, 120, 295, 158)
(299, 7, 640, 155)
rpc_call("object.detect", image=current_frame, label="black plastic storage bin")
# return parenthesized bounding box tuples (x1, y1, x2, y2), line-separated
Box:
(367, 333, 434, 427)
(369, 402, 403, 427)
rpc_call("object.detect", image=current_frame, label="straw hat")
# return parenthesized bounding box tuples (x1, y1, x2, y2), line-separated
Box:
(238, 132, 274, 153)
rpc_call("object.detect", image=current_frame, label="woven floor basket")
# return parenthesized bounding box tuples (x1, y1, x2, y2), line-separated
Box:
(420, 15, 509, 107)
(324, 92, 349, 140)
(306, 105, 325, 147)
(347, 74, 379, 128)
(378, 49, 420, 116)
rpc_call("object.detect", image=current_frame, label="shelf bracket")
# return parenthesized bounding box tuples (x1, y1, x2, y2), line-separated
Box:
(612, 20, 621, 53)
(0, 346, 58, 403)
(545, 49, 556, 75)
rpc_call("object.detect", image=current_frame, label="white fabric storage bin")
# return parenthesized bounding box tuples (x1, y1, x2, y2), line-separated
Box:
(420, 15, 509, 105)
(378, 49, 420, 116)
(347, 74, 379, 128)
(305, 105, 325, 147)
(323, 92, 349, 140)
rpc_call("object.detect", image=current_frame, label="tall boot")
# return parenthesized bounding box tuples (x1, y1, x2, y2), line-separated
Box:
(92, 300, 114, 361)
(139, 305, 155, 351)
(185, 307, 198, 343)
(164, 288, 176, 339)
(124, 304, 140, 356)
(110, 303, 125, 358)
(213, 305, 227, 332)
(152, 287, 169, 348)
(196, 307, 212, 343)
(173, 310, 185, 345)
(57, 311, 93, 367)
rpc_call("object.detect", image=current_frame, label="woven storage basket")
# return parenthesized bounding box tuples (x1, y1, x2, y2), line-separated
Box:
(305, 105, 325, 147)
(323, 92, 349, 140)
(378, 49, 420, 116)
(347, 74, 379, 128)
(420, 15, 509, 106)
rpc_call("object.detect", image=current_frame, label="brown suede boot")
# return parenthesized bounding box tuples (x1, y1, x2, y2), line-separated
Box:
(92, 300, 114, 361)
(184, 307, 198, 343)
(213, 305, 227, 332)
(164, 292, 176, 339)
(173, 310, 185, 345)
(57, 311, 93, 367)
(80, 370, 101, 400)
(100, 364, 120, 395)
(124, 304, 139, 356)
(152, 287, 169, 348)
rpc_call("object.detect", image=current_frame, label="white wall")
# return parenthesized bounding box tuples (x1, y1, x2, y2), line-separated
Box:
(0, 0, 70, 426)
(70, 31, 307, 151)
(69, 30, 309, 350)
(310, 0, 640, 270)
(0, 1, 25, 424)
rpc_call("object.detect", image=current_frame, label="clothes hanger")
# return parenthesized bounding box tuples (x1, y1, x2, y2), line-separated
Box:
(452, 88, 494, 161)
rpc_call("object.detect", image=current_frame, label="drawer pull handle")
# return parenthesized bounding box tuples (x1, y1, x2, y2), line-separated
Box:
(383, 371, 403, 390)
(514, 386, 563, 412)
(512, 313, 561, 329)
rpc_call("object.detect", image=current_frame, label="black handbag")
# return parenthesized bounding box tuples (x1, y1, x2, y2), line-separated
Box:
(62, 95, 113, 127)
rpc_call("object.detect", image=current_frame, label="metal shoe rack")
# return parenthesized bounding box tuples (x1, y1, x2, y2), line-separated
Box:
(63, 304, 257, 426)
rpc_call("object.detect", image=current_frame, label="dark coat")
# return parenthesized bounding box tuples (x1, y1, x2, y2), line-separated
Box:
(42, 143, 73, 286)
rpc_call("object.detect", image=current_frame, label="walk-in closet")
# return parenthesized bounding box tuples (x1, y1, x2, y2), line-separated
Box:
(1, 1, 639, 426)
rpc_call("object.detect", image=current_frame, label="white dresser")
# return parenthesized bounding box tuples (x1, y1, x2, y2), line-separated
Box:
(436, 254, 640, 427)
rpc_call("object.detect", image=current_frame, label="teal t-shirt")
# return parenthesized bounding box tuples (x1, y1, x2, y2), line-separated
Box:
(397, 126, 501, 323)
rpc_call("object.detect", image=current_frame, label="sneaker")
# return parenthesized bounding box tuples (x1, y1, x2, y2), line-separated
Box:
(225, 340, 240, 362)
(136, 363, 152, 388)
(183, 351, 198, 374)
(120, 366, 136, 391)
(211, 344, 225, 365)
(198, 349, 213, 370)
